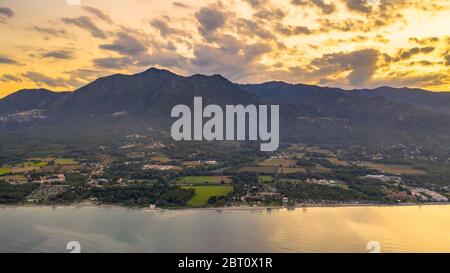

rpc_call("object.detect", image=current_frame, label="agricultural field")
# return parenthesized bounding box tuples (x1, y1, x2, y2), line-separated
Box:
(278, 178, 302, 183)
(327, 158, 350, 166)
(15, 161, 48, 168)
(258, 175, 274, 183)
(151, 154, 172, 163)
(292, 153, 306, 159)
(357, 162, 427, 175)
(281, 167, 306, 174)
(177, 176, 231, 185)
(183, 185, 233, 206)
(258, 158, 296, 167)
(311, 164, 332, 173)
(0, 168, 12, 176)
(240, 166, 278, 174)
(304, 147, 333, 155)
(11, 167, 39, 174)
(59, 165, 83, 172)
(0, 175, 28, 183)
(288, 144, 305, 151)
(54, 158, 78, 165)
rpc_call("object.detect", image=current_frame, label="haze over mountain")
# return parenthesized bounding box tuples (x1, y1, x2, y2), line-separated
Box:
(1, 67, 450, 151)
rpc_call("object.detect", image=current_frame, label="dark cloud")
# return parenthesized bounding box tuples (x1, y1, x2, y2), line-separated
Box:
(32, 26, 66, 37)
(312, 0, 443, 33)
(291, 0, 336, 14)
(323, 35, 369, 46)
(344, 0, 373, 13)
(0, 74, 22, 82)
(151, 19, 172, 37)
(62, 16, 106, 39)
(408, 37, 440, 45)
(409, 60, 435, 66)
(172, 2, 190, 8)
(42, 50, 74, 60)
(254, 8, 286, 21)
(150, 19, 185, 38)
(243, 0, 269, 8)
(0, 55, 19, 65)
(445, 55, 450, 66)
(23, 72, 68, 88)
(370, 71, 449, 89)
(62, 68, 106, 88)
(275, 23, 313, 35)
(63, 68, 104, 82)
(244, 43, 273, 61)
(195, 7, 226, 37)
(311, 49, 380, 85)
(374, 34, 390, 44)
(82, 6, 113, 23)
(397, 46, 435, 61)
(317, 18, 374, 33)
(100, 32, 147, 56)
(189, 40, 271, 80)
(235, 18, 274, 40)
(93, 57, 134, 69)
(0, 7, 14, 18)
(137, 51, 189, 69)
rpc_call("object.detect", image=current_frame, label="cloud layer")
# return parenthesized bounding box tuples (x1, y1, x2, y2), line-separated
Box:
(0, 0, 449, 96)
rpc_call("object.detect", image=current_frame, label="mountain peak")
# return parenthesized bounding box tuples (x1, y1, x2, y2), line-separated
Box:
(189, 73, 230, 83)
(11, 88, 54, 95)
(140, 67, 179, 78)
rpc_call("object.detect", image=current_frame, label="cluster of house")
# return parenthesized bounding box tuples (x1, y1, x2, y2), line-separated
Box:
(88, 178, 109, 187)
(240, 192, 290, 206)
(365, 174, 402, 183)
(142, 164, 177, 171)
(408, 187, 448, 202)
(34, 174, 66, 185)
(305, 178, 339, 186)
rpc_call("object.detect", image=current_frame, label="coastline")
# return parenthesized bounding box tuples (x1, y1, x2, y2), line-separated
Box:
(1, 201, 450, 212)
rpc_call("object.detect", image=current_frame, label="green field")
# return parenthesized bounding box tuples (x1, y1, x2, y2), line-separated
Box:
(183, 185, 233, 206)
(54, 158, 78, 165)
(258, 175, 274, 183)
(177, 176, 231, 185)
(0, 168, 12, 176)
(357, 162, 427, 175)
(15, 161, 48, 168)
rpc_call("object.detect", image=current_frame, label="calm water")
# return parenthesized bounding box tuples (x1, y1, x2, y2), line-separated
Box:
(0, 205, 449, 253)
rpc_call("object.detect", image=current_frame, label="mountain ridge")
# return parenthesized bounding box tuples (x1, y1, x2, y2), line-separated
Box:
(2, 67, 448, 110)
(1, 67, 450, 151)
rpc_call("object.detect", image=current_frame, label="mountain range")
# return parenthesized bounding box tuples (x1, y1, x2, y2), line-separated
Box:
(1, 67, 450, 151)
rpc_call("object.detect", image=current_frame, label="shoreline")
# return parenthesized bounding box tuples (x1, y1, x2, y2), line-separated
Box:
(1, 201, 450, 212)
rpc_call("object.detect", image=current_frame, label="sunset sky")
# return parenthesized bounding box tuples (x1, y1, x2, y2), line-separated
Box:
(0, 0, 449, 98)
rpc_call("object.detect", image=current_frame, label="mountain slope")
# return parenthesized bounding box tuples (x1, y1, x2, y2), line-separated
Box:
(48, 68, 263, 116)
(1, 68, 450, 151)
(0, 89, 68, 114)
(350, 87, 450, 116)
(240, 81, 450, 147)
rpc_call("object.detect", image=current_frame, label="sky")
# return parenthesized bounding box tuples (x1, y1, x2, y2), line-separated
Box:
(0, 0, 449, 98)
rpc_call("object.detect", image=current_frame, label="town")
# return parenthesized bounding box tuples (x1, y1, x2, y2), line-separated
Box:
(1, 127, 449, 209)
